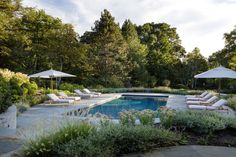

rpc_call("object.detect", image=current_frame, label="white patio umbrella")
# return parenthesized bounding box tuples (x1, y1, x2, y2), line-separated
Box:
(194, 66, 236, 93)
(28, 69, 76, 89)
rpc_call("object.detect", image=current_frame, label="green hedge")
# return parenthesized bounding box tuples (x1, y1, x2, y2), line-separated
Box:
(59, 83, 84, 93)
(95, 87, 202, 95)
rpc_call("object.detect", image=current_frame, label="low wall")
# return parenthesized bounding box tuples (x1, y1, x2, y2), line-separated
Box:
(0, 105, 17, 129)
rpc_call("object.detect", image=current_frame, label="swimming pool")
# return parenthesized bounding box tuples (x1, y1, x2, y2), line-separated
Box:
(88, 96, 167, 119)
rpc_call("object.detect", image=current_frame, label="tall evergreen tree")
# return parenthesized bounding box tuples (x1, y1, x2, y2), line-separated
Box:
(184, 47, 208, 88)
(81, 9, 128, 87)
(121, 19, 148, 87)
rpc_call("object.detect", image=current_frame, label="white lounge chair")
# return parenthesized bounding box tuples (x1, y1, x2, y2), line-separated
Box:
(186, 91, 208, 99)
(74, 90, 93, 98)
(187, 96, 218, 105)
(188, 99, 227, 110)
(186, 93, 212, 101)
(57, 92, 81, 101)
(83, 88, 101, 96)
(47, 94, 74, 103)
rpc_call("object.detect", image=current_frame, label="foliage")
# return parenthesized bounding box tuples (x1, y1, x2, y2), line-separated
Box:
(160, 110, 226, 134)
(137, 109, 157, 125)
(225, 116, 236, 129)
(122, 19, 148, 87)
(81, 9, 129, 87)
(196, 134, 213, 145)
(119, 110, 137, 126)
(0, 76, 11, 113)
(183, 47, 208, 88)
(59, 83, 84, 93)
(1, 0, 235, 90)
(208, 26, 236, 90)
(27, 95, 48, 106)
(209, 26, 236, 68)
(159, 107, 176, 129)
(24, 122, 181, 157)
(175, 84, 189, 89)
(23, 123, 95, 157)
(96, 87, 201, 95)
(137, 22, 186, 86)
(225, 96, 236, 110)
(14, 101, 30, 114)
(162, 79, 171, 87)
(0, 69, 38, 113)
(119, 109, 158, 126)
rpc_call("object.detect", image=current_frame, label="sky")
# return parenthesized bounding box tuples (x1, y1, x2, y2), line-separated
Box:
(22, 0, 236, 57)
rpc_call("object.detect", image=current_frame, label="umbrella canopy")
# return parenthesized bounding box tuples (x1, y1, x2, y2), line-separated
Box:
(194, 66, 236, 94)
(28, 69, 76, 78)
(194, 66, 236, 79)
(28, 69, 76, 89)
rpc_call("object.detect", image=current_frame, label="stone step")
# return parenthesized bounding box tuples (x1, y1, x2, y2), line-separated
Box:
(0, 128, 17, 139)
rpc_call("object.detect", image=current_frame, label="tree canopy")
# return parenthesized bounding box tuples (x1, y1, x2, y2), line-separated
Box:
(1, 1, 235, 89)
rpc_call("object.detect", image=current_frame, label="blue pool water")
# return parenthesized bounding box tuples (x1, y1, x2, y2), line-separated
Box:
(88, 96, 167, 119)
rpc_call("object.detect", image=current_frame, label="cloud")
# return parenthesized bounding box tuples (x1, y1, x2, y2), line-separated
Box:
(22, 0, 236, 57)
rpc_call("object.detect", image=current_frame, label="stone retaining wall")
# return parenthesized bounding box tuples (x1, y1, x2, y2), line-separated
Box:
(0, 105, 17, 129)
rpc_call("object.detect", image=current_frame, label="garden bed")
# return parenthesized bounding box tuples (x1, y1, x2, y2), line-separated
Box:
(183, 128, 236, 147)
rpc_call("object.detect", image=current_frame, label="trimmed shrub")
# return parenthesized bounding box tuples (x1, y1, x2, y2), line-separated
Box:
(59, 83, 84, 92)
(160, 110, 226, 134)
(226, 97, 236, 111)
(95, 87, 201, 95)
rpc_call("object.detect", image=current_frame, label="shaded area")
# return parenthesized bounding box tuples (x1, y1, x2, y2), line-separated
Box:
(124, 145, 236, 157)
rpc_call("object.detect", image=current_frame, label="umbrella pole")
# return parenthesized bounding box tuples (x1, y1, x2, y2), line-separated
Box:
(218, 79, 221, 96)
(50, 77, 53, 89)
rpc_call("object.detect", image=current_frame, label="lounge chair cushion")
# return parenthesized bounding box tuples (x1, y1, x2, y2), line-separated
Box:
(188, 105, 207, 109)
(187, 93, 212, 101)
(186, 91, 208, 99)
(74, 90, 92, 97)
(187, 96, 218, 105)
(47, 94, 74, 103)
(211, 99, 227, 107)
(189, 99, 227, 110)
(58, 92, 81, 101)
(83, 88, 101, 96)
